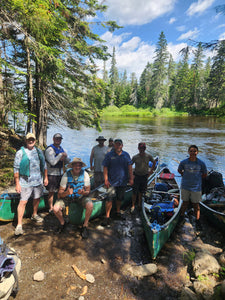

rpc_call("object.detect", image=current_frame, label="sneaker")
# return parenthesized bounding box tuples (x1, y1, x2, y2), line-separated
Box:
(15, 225, 24, 236)
(57, 223, 66, 233)
(31, 214, 43, 223)
(101, 217, 111, 227)
(81, 226, 89, 239)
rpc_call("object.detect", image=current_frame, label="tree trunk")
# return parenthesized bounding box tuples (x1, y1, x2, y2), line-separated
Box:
(0, 47, 5, 126)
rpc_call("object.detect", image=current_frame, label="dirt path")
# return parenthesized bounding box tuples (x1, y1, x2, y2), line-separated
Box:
(0, 208, 224, 300)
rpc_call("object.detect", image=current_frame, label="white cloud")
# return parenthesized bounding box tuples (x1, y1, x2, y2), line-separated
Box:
(176, 25, 186, 32)
(169, 17, 176, 24)
(186, 0, 215, 16)
(219, 32, 225, 40)
(103, 0, 177, 25)
(167, 42, 188, 61)
(177, 28, 200, 41)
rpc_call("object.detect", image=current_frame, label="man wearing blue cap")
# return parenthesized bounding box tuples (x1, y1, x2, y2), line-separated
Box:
(102, 139, 133, 226)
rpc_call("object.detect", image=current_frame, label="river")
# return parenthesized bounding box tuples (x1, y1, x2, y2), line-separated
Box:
(47, 116, 225, 178)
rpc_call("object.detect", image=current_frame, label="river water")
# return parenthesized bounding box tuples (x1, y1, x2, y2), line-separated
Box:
(47, 116, 225, 178)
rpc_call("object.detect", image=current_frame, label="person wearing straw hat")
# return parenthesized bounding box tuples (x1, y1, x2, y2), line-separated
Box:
(90, 136, 108, 188)
(53, 158, 93, 239)
(13, 133, 48, 235)
(45, 133, 70, 213)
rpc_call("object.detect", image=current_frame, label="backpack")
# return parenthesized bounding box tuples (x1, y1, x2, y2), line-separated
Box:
(149, 201, 174, 225)
(202, 171, 224, 194)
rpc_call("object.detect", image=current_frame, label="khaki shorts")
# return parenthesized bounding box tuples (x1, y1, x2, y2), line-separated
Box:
(20, 185, 43, 201)
(54, 196, 92, 210)
(181, 189, 202, 204)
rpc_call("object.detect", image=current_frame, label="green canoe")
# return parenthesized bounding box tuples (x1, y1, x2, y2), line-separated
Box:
(141, 165, 182, 259)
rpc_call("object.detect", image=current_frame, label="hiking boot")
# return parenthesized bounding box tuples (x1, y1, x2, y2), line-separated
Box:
(101, 217, 111, 227)
(31, 214, 43, 223)
(15, 225, 24, 236)
(57, 223, 66, 233)
(81, 226, 89, 239)
(115, 212, 125, 220)
(196, 220, 202, 231)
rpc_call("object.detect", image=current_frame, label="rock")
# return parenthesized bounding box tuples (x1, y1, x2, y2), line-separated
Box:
(33, 270, 45, 281)
(78, 296, 84, 300)
(192, 250, 221, 277)
(180, 287, 198, 300)
(219, 252, 225, 267)
(193, 279, 216, 299)
(100, 258, 106, 264)
(122, 263, 157, 279)
(85, 273, 95, 283)
(221, 280, 225, 298)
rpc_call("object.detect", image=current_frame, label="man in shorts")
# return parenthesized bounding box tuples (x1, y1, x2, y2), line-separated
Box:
(90, 136, 108, 187)
(14, 133, 48, 235)
(178, 145, 207, 230)
(45, 133, 70, 212)
(102, 139, 133, 226)
(131, 142, 156, 213)
(53, 158, 93, 239)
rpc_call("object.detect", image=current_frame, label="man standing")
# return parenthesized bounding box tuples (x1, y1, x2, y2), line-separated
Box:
(131, 142, 156, 213)
(53, 158, 93, 239)
(14, 133, 48, 235)
(178, 145, 207, 230)
(107, 138, 114, 152)
(102, 139, 133, 226)
(45, 133, 70, 212)
(90, 136, 108, 187)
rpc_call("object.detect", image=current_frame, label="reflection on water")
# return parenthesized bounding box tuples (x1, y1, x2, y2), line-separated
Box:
(47, 116, 225, 178)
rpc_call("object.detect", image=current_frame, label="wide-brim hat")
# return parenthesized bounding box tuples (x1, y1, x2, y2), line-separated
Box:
(67, 157, 86, 168)
(26, 133, 36, 140)
(96, 136, 106, 141)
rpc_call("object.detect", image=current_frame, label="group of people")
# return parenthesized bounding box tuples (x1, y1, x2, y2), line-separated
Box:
(13, 132, 207, 238)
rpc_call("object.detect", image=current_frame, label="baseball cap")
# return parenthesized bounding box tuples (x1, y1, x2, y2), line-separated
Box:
(26, 133, 36, 140)
(53, 133, 63, 139)
(114, 139, 123, 144)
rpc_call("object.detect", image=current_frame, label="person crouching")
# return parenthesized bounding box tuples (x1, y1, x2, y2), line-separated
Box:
(53, 158, 93, 239)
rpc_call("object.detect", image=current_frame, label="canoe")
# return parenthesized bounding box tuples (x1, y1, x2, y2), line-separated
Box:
(0, 159, 160, 224)
(141, 165, 182, 259)
(69, 158, 160, 224)
(200, 186, 225, 233)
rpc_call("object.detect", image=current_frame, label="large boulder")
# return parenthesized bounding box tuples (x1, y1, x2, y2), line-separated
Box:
(192, 250, 221, 277)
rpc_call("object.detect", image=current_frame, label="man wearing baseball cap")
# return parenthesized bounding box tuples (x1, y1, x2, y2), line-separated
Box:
(131, 142, 156, 213)
(45, 133, 70, 212)
(13, 133, 48, 235)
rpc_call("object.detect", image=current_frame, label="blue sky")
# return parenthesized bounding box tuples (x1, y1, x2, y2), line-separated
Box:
(94, 0, 225, 79)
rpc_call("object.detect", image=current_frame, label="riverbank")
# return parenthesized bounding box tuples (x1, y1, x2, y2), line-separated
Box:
(1, 207, 225, 300)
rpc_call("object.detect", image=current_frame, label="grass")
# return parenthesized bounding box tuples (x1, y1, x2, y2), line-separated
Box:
(102, 105, 188, 118)
(183, 249, 196, 265)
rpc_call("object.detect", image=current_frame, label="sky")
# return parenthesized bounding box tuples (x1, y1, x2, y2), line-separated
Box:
(93, 0, 225, 79)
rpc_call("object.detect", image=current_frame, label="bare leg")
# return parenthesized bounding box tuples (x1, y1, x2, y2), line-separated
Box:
(180, 201, 189, 217)
(53, 205, 65, 225)
(131, 193, 136, 210)
(116, 200, 121, 214)
(32, 198, 40, 216)
(17, 200, 28, 226)
(105, 201, 112, 218)
(83, 201, 93, 227)
(192, 203, 200, 220)
(48, 192, 54, 211)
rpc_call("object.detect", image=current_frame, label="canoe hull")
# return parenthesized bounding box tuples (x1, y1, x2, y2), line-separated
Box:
(200, 201, 225, 233)
(141, 166, 182, 259)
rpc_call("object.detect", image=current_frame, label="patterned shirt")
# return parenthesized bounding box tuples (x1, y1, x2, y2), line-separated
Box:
(14, 147, 46, 188)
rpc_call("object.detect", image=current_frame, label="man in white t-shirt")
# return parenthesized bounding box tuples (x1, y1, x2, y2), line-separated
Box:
(53, 158, 93, 239)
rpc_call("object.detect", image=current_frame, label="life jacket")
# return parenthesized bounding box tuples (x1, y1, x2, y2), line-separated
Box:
(66, 168, 85, 198)
(45, 144, 65, 169)
(19, 147, 45, 177)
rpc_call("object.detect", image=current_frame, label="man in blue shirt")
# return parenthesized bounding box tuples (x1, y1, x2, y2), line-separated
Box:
(102, 139, 133, 226)
(178, 145, 207, 230)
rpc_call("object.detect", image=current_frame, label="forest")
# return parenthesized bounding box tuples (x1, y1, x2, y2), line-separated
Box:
(1, 1, 225, 147)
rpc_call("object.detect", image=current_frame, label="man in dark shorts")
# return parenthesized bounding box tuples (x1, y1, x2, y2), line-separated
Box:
(45, 133, 70, 212)
(102, 139, 133, 226)
(131, 142, 156, 213)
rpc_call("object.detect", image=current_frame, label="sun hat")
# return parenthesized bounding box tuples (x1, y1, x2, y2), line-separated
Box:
(26, 133, 36, 140)
(96, 136, 106, 141)
(53, 133, 63, 139)
(114, 139, 123, 144)
(67, 158, 86, 168)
